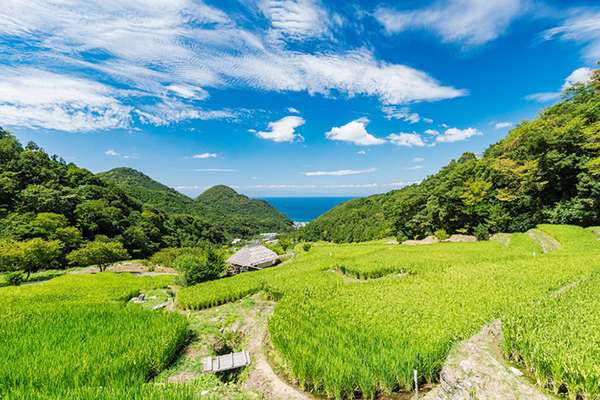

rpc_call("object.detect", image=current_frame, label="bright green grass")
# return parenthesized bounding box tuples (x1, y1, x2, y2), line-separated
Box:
(0, 273, 190, 398)
(503, 269, 600, 399)
(178, 225, 600, 399)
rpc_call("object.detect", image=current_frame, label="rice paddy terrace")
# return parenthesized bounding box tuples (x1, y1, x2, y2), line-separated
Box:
(2, 224, 600, 399)
(178, 225, 600, 399)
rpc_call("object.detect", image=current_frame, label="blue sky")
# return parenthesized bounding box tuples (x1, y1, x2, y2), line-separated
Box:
(1, 0, 599, 197)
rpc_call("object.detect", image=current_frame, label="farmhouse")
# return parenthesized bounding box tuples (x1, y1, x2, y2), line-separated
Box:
(226, 243, 279, 275)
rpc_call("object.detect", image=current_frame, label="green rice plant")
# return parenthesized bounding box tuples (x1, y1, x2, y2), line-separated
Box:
(0, 273, 190, 398)
(178, 225, 600, 399)
(503, 270, 600, 399)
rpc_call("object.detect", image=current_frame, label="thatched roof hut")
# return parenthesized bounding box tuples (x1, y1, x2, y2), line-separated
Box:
(226, 244, 279, 275)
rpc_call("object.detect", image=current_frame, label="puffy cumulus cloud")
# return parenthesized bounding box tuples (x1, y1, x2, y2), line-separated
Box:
(381, 106, 420, 123)
(287, 107, 300, 114)
(436, 127, 482, 143)
(541, 10, 600, 61)
(256, 116, 306, 143)
(494, 122, 512, 129)
(105, 149, 119, 156)
(193, 153, 217, 159)
(424, 129, 439, 135)
(0, 0, 466, 132)
(375, 0, 527, 46)
(526, 67, 593, 103)
(302, 167, 376, 176)
(413, 157, 425, 162)
(325, 118, 386, 146)
(423, 118, 433, 123)
(388, 132, 426, 147)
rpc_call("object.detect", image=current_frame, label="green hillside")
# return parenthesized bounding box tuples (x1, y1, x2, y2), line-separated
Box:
(196, 185, 292, 223)
(0, 131, 225, 262)
(99, 169, 292, 238)
(300, 66, 600, 243)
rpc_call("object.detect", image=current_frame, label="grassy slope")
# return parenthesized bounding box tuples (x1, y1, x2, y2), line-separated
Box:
(178, 225, 600, 399)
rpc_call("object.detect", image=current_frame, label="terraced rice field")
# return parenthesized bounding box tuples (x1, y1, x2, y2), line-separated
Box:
(0, 273, 190, 398)
(178, 225, 600, 399)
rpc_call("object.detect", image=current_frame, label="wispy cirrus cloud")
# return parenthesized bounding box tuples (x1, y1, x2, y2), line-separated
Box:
(494, 122, 512, 129)
(526, 67, 593, 103)
(374, 0, 528, 47)
(0, 0, 465, 132)
(541, 9, 600, 61)
(302, 167, 377, 176)
(193, 153, 217, 159)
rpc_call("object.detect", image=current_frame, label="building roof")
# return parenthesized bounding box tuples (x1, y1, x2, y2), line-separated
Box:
(226, 244, 279, 267)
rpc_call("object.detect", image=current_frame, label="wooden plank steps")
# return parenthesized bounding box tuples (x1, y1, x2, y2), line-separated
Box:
(202, 350, 251, 373)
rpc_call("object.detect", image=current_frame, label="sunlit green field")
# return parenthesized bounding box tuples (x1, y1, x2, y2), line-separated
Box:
(0, 273, 190, 399)
(178, 225, 600, 399)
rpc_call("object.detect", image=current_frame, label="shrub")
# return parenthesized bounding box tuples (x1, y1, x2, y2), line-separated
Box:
(474, 224, 490, 241)
(302, 243, 312, 252)
(5, 271, 24, 286)
(434, 229, 449, 241)
(173, 250, 224, 287)
(149, 247, 203, 268)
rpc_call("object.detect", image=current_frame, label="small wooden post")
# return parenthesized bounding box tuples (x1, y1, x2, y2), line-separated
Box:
(414, 369, 419, 396)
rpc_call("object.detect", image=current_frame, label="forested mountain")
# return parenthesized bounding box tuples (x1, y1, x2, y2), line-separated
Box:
(196, 185, 292, 225)
(0, 131, 225, 262)
(99, 169, 292, 238)
(299, 67, 600, 243)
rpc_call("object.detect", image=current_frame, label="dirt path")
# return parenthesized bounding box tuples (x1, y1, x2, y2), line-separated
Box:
(527, 229, 562, 253)
(66, 261, 177, 277)
(431, 320, 554, 400)
(243, 308, 312, 400)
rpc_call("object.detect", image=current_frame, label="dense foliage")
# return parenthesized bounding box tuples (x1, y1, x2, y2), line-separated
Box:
(177, 225, 600, 399)
(0, 130, 229, 275)
(99, 168, 292, 238)
(300, 67, 600, 243)
(0, 273, 189, 398)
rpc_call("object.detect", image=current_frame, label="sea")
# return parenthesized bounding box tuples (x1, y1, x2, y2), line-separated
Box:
(260, 197, 355, 223)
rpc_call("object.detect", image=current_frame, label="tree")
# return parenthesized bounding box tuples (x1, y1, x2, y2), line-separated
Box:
(67, 241, 130, 272)
(0, 238, 63, 279)
(173, 248, 224, 286)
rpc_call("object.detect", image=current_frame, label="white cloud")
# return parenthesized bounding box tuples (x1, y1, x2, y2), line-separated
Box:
(260, 0, 334, 40)
(402, 165, 424, 170)
(287, 107, 300, 114)
(494, 122, 512, 129)
(375, 0, 527, 46)
(193, 153, 217, 159)
(302, 167, 376, 176)
(381, 106, 420, 123)
(105, 149, 118, 156)
(439, 123, 449, 128)
(388, 132, 426, 147)
(325, 118, 386, 145)
(541, 10, 600, 61)
(526, 67, 593, 103)
(256, 116, 305, 143)
(424, 129, 439, 135)
(0, 0, 466, 132)
(193, 169, 238, 172)
(436, 127, 483, 143)
(413, 157, 425, 162)
(358, 150, 366, 155)
(423, 118, 433, 124)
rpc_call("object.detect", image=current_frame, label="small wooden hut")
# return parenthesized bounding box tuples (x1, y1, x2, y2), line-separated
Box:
(226, 244, 279, 275)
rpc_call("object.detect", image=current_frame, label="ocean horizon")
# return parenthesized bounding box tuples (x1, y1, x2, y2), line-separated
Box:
(258, 197, 356, 222)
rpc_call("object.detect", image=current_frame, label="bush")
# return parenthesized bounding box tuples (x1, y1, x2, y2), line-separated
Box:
(149, 247, 204, 268)
(473, 224, 490, 241)
(302, 243, 312, 252)
(5, 271, 24, 286)
(434, 229, 449, 241)
(173, 250, 224, 287)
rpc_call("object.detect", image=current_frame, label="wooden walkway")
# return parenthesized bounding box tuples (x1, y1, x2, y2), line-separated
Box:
(202, 350, 251, 373)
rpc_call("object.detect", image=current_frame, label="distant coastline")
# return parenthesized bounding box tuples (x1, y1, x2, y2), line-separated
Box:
(258, 197, 356, 223)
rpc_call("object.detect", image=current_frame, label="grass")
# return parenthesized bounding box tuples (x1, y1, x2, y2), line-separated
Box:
(0, 273, 190, 398)
(177, 225, 600, 399)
